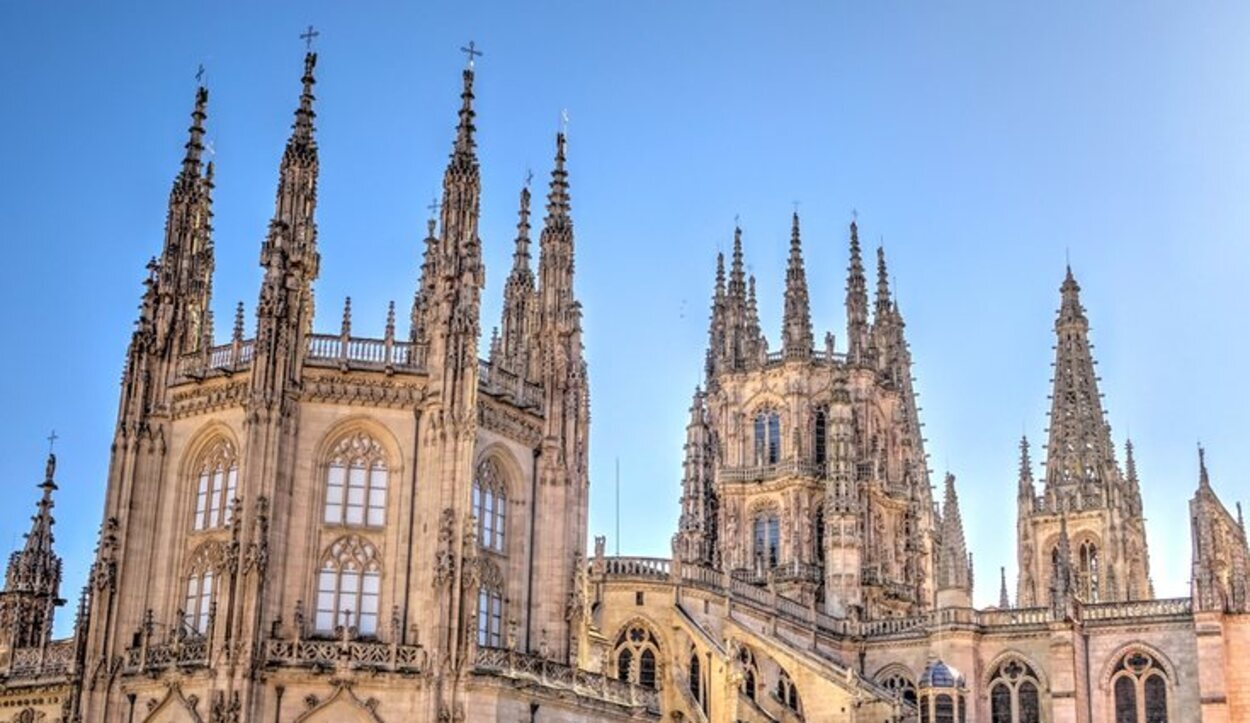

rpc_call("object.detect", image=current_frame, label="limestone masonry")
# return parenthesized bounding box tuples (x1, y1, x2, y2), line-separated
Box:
(0, 50, 1245, 723)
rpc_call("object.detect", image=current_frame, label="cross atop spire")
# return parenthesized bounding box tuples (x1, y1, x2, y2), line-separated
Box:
(291, 51, 319, 146)
(460, 40, 483, 69)
(46, 430, 58, 456)
(300, 25, 320, 52)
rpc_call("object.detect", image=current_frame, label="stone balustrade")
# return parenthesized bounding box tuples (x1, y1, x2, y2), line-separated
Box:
(4, 639, 76, 680)
(264, 637, 427, 673)
(1082, 597, 1192, 621)
(720, 458, 824, 483)
(473, 646, 660, 713)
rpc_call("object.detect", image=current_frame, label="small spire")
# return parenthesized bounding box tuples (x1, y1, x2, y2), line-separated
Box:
(452, 62, 477, 158)
(781, 212, 813, 355)
(875, 245, 892, 319)
(1198, 444, 1211, 490)
(937, 472, 970, 592)
(384, 301, 396, 341)
(488, 326, 501, 362)
(728, 225, 746, 299)
(183, 86, 209, 175)
(1125, 438, 1139, 484)
(545, 133, 571, 222)
(715, 252, 726, 298)
(999, 567, 1010, 609)
(340, 297, 352, 337)
(232, 301, 245, 343)
(513, 185, 532, 271)
(292, 52, 318, 145)
(846, 217, 870, 363)
(1237, 502, 1245, 533)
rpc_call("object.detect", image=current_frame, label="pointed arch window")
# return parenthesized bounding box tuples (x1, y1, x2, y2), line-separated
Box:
(1111, 650, 1169, 723)
(879, 672, 918, 707)
(738, 645, 759, 701)
(613, 623, 661, 689)
(689, 651, 705, 711)
(987, 658, 1041, 723)
(314, 536, 381, 636)
(476, 558, 505, 647)
(474, 458, 508, 553)
(1078, 539, 1099, 602)
(192, 440, 238, 531)
(181, 543, 226, 636)
(814, 407, 828, 466)
(776, 668, 801, 713)
(754, 411, 781, 465)
(753, 512, 780, 568)
(323, 433, 389, 527)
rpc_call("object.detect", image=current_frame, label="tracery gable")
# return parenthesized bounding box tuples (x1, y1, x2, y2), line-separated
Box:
(141, 682, 203, 723)
(980, 649, 1049, 690)
(1097, 641, 1178, 690)
(294, 683, 383, 723)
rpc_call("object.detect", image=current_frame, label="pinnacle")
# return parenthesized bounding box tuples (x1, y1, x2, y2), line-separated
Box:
(545, 133, 570, 221)
(292, 52, 318, 146)
(512, 185, 532, 272)
(452, 66, 477, 159)
(875, 245, 892, 318)
(182, 86, 209, 175)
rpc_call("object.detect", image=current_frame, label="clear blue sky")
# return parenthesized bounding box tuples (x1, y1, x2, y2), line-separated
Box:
(2, 3, 1248, 635)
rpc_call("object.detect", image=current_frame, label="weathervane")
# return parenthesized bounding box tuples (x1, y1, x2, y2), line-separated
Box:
(300, 25, 320, 52)
(460, 41, 483, 69)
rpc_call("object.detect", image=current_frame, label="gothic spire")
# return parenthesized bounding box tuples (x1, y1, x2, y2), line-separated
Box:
(846, 218, 870, 364)
(728, 225, 747, 301)
(875, 245, 892, 321)
(546, 132, 571, 224)
(498, 183, 538, 377)
(1198, 444, 1211, 490)
(1018, 435, 1034, 493)
(0, 453, 64, 649)
(937, 473, 971, 593)
(293, 52, 317, 145)
(512, 184, 533, 272)
(182, 86, 209, 177)
(1043, 267, 1116, 503)
(999, 567, 1010, 609)
(746, 274, 762, 362)
(781, 213, 813, 357)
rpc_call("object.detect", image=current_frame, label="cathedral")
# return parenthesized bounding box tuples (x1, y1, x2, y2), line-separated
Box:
(0, 48, 1246, 723)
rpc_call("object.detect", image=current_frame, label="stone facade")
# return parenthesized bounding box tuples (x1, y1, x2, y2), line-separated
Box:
(0, 50, 1246, 723)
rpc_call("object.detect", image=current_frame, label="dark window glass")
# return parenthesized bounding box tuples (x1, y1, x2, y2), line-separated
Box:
(1019, 681, 1040, 723)
(767, 414, 781, 463)
(935, 694, 954, 723)
(920, 696, 930, 723)
(814, 410, 827, 465)
(1115, 676, 1137, 723)
(1144, 674, 1167, 723)
(617, 649, 632, 682)
(990, 683, 1011, 723)
(754, 415, 767, 463)
(639, 648, 656, 689)
(689, 654, 701, 703)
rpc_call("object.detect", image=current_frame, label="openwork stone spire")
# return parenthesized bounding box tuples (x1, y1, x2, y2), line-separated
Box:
(675, 387, 717, 566)
(845, 219, 870, 364)
(498, 184, 537, 378)
(1190, 447, 1250, 612)
(1043, 267, 1115, 503)
(936, 473, 970, 595)
(0, 454, 64, 649)
(781, 213, 813, 357)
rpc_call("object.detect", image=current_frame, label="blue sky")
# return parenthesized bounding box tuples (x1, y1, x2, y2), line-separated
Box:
(2, 3, 1248, 635)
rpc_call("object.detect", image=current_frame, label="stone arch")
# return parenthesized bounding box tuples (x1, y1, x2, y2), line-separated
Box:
(981, 649, 1050, 691)
(473, 442, 526, 498)
(178, 423, 241, 534)
(141, 684, 203, 723)
(873, 661, 916, 684)
(294, 685, 383, 723)
(314, 415, 405, 477)
(1097, 641, 1179, 691)
(178, 421, 241, 481)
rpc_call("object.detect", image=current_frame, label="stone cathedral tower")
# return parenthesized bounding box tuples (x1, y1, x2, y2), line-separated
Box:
(1016, 268, 1153, 608)
(674, 217, 952, 620)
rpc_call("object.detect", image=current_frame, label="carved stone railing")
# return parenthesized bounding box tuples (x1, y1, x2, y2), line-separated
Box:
(263, 637, 427, 673)
(478, 359, 545, 412)
(603, 557, 671, 580)
(5, 639, 76, 680)
(305, 334, 425, 372)
(177, 340, 255, 377)
(473, 646, 660, 713)
(720, 459, 824, 484)
(1082, 597, 1192, 622)
(770, 560, 823, 584)
(977, 606, 1051, 628)
(122, 637, 209, 674)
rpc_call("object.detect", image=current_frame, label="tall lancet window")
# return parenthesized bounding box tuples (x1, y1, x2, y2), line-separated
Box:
(1077, 539, 1099, 602)
(192, 440, 238, 531)
(323, 432, 389, 527)
(182, 542, 226, 636)
(473, 458, 508, 553)
(754, 411, 781, 465)
(1111, 650, 1169, 723)
(314, 536, 381, 636)
(476, 559, 505, 647)
(814, 408, 828, 466)
(753, 510, 780, 568)
(987, 658, 1041, 723)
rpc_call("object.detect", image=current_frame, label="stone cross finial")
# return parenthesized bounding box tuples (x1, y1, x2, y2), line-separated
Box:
(300, 25, 320, 52)
(195, 64, 205, 84)
(460, 41, 483, 68)
(46, 430, 58, 455)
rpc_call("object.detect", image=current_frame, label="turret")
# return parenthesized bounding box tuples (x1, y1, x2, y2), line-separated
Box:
(936, 473, 971, 608)
(0, 454, 65, 651)
(781, 213, 813, 358)
(1190, 447, 1249, 612)
(845, 219, 870, 365)
(675, 387, 717, 566)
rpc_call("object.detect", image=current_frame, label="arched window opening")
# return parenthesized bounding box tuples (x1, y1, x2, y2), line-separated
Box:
(474, 458, 508, 553)
(476, 558, 505, 647)
(613, 623, 660, 689)
(754, 411, 781, 465)
(689, 653, 702, 705)
(814, 506, 826, 564)
(814, 408, 828, 466)
(776, 669, 800, 713)
(753, 513, 780, 568)
(314, 536, 381, 636)
(738, 645, 759, 701)
(880, 672, 918, 706)
(1112, 650, 1169, 723)
(987, 657, 1042, 723)
(323, 432, 388, 527)
(181, 543, 225, 636)
(192, 440, 237, 531)
(1078, 540, 1099, 601)
(934, 694, 955, 723)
